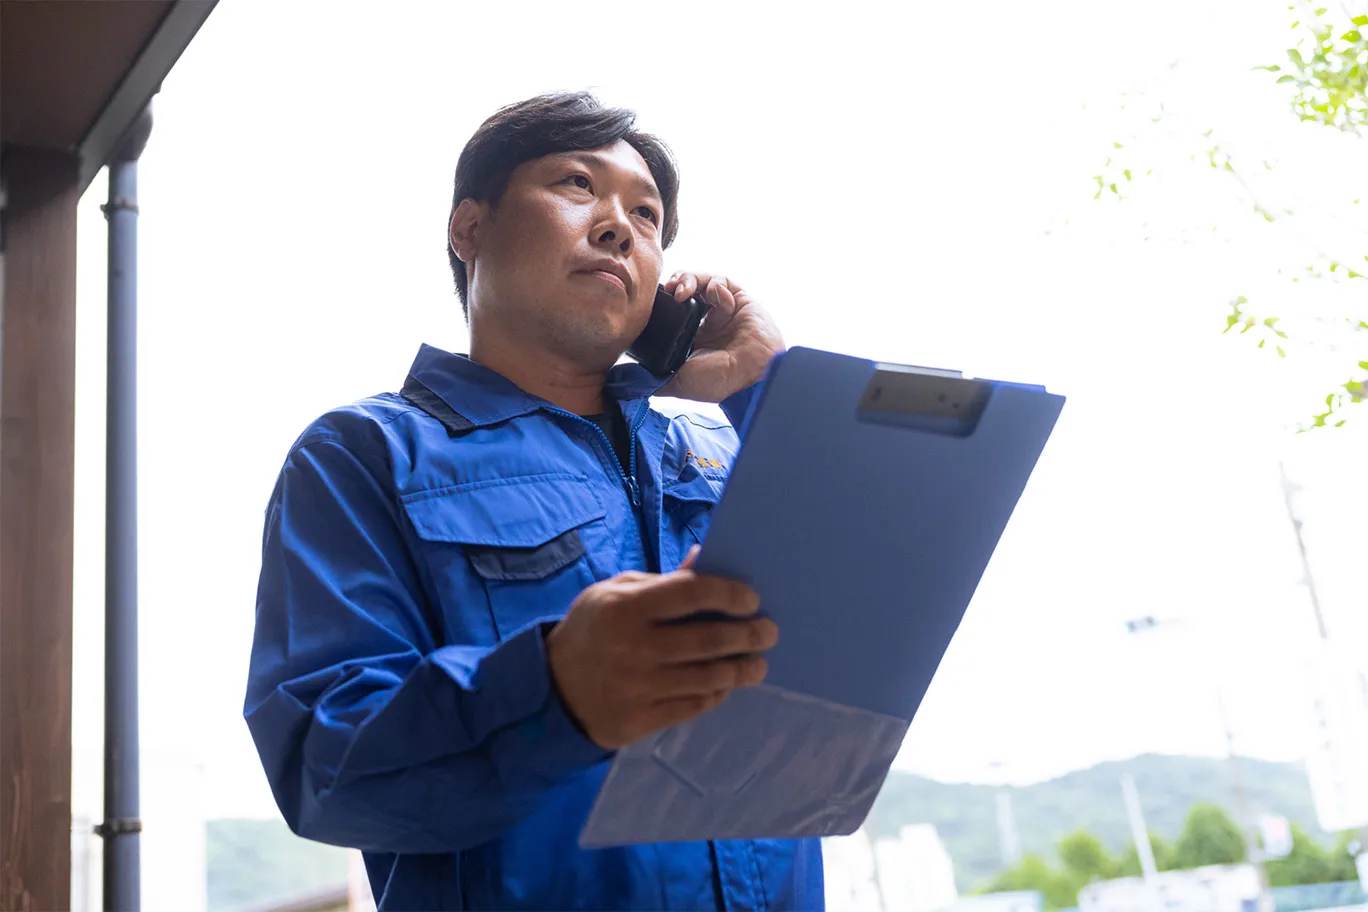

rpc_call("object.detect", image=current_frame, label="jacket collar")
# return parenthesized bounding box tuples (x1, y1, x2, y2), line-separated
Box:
(403, 344, 668, 429)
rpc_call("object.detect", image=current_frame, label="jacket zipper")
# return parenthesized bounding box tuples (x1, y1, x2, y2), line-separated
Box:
(548, 403, 649, 508)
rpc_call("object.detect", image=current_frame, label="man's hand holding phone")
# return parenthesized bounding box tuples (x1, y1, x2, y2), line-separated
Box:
(657, 272, 785, 403)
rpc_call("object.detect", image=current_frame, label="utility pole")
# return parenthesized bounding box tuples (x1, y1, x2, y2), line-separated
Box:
(1214, 687, 1274, 912)
(1123, 616, 1273, 911)
(991, 761, 1022, 870)
(1278, 461, 1368, 867)
(1121, 774, 1163, 912)
(1278, 462, 1329, 639)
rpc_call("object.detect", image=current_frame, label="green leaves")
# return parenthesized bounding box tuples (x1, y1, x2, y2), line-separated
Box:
(1174, 804, 1247, 868)
(1265, 825, 1338, 888)
(1273, 13, 1368, 134)
(1087, 7, 1366, 431)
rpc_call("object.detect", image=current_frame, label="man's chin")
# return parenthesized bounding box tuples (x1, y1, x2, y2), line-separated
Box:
(541, 313, 637, 372)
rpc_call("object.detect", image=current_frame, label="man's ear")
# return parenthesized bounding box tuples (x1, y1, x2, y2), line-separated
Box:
(449, 198, 484, 263)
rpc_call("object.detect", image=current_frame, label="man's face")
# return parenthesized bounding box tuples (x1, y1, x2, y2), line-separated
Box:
(457, 139, 667, 366)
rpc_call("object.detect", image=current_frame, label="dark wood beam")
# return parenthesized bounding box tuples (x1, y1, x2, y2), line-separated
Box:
(0, 145, 79, 912)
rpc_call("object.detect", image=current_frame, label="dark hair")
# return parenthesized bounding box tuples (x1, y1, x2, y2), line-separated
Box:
(446, 91, 681, 314)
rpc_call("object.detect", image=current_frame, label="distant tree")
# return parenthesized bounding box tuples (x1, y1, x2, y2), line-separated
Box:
(984, 854, 1081, 911)
(1266, 824, 1338, 887)
(1329, 831, 1363, 883)
(1174, 804, 1248, 869)
(1058, 829, 1117, 882)
(1114, 833, 1176, 877)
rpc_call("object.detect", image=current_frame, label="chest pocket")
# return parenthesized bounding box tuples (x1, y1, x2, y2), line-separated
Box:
(401, 473, 608, 641)
(662, 471, 725, 552)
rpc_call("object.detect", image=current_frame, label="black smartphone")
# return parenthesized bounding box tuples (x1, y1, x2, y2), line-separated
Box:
(626, 285, 711, 377)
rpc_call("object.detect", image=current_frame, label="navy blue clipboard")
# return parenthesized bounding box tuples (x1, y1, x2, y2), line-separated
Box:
(579, 347, 1065, 847)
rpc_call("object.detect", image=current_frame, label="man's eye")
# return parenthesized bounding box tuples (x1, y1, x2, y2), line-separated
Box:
(634, 206, 660, 224)
(567, 174, 592, 190)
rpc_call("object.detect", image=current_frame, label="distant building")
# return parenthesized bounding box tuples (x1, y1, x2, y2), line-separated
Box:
(943, 891, 1043, 912)
(874, 824, 960, 912)
(1078, 863, 1260, 912)
(824, 830, 883, 912)
(1269, 880, 1367, 912)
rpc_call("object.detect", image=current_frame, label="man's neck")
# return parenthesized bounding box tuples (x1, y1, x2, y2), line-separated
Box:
(469, 331, 611, 416)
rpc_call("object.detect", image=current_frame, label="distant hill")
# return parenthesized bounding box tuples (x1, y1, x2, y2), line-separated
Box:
(866, 753, 1322, 891)
(206, 818, 347, 911)
(207, 754, 1323, 909)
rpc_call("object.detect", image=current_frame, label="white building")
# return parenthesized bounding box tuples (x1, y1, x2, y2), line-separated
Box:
(1302, 642, 1368, 833)
(943, 893, 1042, 912)
(824, 830, 884, 912)
(824, 824, 959, 912)
(1078, 863, 1260, 912)
(874, 824, 960, 912)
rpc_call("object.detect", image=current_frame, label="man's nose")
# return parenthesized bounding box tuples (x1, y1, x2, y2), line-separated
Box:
(591, 202, 633, 255)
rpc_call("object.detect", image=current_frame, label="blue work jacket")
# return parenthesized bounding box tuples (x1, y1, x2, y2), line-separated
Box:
(245, 344, 824, 911)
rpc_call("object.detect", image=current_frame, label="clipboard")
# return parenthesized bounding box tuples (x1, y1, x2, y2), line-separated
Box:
(579, 346, 1066, 847)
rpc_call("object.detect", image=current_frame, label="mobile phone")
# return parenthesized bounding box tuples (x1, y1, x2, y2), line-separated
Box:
(626, 285, 711, 377)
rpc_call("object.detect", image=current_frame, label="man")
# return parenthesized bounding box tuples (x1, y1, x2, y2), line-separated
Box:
(245, 92, 824, 910)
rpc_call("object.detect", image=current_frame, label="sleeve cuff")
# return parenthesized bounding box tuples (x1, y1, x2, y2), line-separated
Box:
(475, 620, 613, 780)
(720, 383, 762, 437)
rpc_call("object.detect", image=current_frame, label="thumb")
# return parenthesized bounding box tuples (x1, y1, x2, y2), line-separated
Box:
(679, 544, 701, 570)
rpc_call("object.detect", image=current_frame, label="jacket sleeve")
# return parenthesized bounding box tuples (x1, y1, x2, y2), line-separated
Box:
(719, 382, 762, 436)
(244, 434, 609, 855)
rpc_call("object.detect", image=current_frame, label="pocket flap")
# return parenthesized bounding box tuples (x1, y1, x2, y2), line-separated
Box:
(401, 473, 605, 547)
(663, 471, 725, 506)
(466, 529, 586, 581)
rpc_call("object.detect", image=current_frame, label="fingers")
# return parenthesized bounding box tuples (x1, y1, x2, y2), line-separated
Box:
(653, 616, 779, 664)
(666, 272, 740, 312)
(641, 571, 760, 622)
(664, 271, 706, 300)
(652, 654, 769, 697)
(705, 278, 738, 316)
(642, 690, 731, 732)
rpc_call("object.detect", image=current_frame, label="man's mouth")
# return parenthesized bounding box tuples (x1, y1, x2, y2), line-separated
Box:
(575, 259, 632, 294)
(579, 269, 627, 292)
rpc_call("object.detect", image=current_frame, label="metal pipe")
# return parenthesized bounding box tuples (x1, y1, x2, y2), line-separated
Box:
(98, 105, 152, 912)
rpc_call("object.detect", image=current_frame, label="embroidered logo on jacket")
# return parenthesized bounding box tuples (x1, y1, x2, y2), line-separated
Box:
(684, 450, 726, 471)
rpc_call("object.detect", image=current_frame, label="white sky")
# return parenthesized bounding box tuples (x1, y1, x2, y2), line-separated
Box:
(67, 0, 1368, 831)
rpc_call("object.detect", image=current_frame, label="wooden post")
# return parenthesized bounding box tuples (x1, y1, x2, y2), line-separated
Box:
(0, 145, 79, 912)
